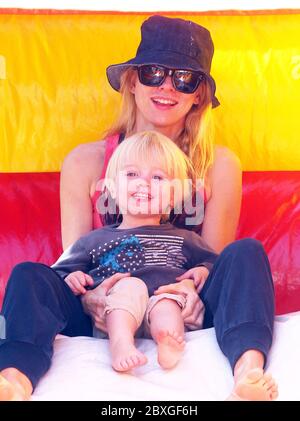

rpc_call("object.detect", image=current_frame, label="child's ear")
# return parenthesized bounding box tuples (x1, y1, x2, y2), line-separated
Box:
(110, 188, 116, 200)
(105, 185, 116, 200)
(170, 190, 175, 208)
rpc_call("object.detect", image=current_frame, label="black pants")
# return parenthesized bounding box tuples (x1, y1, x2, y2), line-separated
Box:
(0, 238, 274, 390)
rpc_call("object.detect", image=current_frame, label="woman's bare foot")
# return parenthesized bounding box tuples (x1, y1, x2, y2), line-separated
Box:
(0, 369, 32, 401)
(110, 339, 148, 372)
(156, 329, 185, 369)
(0, 375, 14, 400)
(227, 368, 278, 401)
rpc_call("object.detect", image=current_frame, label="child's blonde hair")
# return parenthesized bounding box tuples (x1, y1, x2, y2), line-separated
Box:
(103, 130, 196, 222)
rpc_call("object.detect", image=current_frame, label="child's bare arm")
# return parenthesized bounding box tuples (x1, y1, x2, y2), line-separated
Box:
(64, 271, 94, 295)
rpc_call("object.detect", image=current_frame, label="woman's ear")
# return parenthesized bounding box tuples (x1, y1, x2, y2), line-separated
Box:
(193, 82, 205, 106)
(193, 92, 201, 105)
(130, 81, 136, 94)
(130, 72, 138, 94)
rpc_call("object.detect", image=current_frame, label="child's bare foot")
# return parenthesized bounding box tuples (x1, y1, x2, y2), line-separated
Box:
(156, 330, 185, 369)
(0, 372, 30, 401)
(227, 368, 278, 401)
(110, 340, 147, 372)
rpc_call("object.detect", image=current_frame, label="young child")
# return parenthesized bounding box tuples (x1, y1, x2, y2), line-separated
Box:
(52, 131, 218, 372)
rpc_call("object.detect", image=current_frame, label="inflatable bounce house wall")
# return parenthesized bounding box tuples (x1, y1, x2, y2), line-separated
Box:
(0, 9, 300, 314)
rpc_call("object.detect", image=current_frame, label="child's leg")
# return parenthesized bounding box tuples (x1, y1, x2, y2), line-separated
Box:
(104, 277, 149, 372)
(106, 309, 148, 372)
(148, 297, 186, 369)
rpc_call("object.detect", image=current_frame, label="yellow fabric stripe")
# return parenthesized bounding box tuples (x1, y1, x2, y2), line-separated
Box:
(0, 13, 299, 171)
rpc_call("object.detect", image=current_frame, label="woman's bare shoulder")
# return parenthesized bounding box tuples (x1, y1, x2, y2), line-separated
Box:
(64, 140, 105, 164)
(214, 145, 241, 168)
(62, 140, 106, 169)
(205, 146, 241, 201)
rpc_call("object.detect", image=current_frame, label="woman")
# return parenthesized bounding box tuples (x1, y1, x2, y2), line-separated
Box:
(0, 15, 277, 401)
(61, 14, 242, 336)
(60, 15, 277, 400)
(61, 16, 241, 254)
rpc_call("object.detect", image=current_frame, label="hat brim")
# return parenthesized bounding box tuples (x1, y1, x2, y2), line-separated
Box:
(106, 51, 220, 108)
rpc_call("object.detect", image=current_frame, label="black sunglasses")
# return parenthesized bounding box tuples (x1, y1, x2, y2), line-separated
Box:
(137, 64, 205, 94)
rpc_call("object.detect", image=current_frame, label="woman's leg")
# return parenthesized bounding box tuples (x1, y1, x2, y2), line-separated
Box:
(148, 298, 185, 369)
(104, 277, 149, 372)
(200, 238, 278, 400)
(229, 350, 278, 400)
(0, 262, 93, 399)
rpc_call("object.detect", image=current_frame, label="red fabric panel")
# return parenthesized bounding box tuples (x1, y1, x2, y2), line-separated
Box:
(0, 171, 299, 315)
(237, 171, 300, 315)
(0, 173, 62, 306)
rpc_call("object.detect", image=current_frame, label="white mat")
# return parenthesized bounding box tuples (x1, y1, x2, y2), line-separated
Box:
(31, 312, 300, 401)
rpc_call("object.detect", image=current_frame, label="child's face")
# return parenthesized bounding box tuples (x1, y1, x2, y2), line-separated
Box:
(113, 162, 175, 218)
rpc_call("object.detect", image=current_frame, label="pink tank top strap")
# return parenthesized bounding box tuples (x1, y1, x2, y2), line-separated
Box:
(99, 134, 120, 179)
(92, 134, 120, 229)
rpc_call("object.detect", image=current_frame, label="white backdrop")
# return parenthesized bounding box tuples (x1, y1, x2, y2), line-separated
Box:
(0, 0, 300, 11)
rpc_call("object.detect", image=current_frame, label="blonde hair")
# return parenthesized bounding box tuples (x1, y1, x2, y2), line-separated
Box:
(104, 130, 194, 188)
(105, 68, 215, 180)
(104, 130, 195, 209)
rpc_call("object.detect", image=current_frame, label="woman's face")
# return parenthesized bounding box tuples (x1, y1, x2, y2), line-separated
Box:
(130, 71, 201, 138)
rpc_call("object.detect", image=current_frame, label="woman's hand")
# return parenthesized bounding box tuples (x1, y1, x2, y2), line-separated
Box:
(154, 278, 204, 330)
(64, 271, 94, 295)
(81, 272, 130, 331)
(176, 266, 209, 293)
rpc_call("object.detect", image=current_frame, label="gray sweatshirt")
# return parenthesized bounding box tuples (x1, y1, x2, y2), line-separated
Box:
(52, 222, 218, 295)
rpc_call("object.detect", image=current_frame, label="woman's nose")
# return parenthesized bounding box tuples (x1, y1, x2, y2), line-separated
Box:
(159, 75, 174, 90)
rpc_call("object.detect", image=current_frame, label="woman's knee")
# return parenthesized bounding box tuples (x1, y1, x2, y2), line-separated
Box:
(8, 262, 54, 291)
(222, 238, 266, 258)
(9, 261, 40, 283)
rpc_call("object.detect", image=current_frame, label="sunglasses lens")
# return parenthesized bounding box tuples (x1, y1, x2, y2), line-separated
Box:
(138, 65, 204, 94)
(173, 70, 202, 93)
(139, 65, 165, 87)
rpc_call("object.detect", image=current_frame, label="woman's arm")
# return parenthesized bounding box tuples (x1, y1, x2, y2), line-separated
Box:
(201, 146, 242, 253)
(81, 272, 131, 331)
(60, 141, 105, 250)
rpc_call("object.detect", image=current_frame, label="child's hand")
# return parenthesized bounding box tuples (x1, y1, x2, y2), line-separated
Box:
(64, 271, 94, 295)
(176, 266, 209, 293)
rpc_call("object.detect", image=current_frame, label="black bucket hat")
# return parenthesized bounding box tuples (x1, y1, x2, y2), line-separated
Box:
(106, 15, 220, 108)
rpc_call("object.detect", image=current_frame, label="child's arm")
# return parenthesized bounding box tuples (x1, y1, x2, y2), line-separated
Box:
(180, 232, 218, 292)
(64, 271, 94, 295)
(51, 238, 93, 288)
